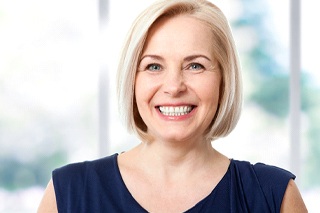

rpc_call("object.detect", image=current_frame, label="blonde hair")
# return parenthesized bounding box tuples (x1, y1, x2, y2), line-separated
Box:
(117, 0, 242, 141)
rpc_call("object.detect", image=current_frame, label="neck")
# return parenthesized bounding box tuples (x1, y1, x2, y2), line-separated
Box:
(134, 137, 218, 180)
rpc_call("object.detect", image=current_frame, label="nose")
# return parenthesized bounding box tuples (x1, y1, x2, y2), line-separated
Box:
(162, 68, 187, 96)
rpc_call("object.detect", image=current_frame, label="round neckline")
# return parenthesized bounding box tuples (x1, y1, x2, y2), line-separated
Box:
(112, 153, 233, 212)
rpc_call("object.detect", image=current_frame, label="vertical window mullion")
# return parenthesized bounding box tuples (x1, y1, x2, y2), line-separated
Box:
(289, 0, 301, 182)
(99, 0, 109, 157)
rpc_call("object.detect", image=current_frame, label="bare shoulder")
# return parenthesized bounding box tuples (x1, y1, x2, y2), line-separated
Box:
(280, 179, 308, 212)
(37, 179, 58, 213)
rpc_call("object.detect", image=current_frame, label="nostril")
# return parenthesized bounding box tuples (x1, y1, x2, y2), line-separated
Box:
(163, 78, 187, 96)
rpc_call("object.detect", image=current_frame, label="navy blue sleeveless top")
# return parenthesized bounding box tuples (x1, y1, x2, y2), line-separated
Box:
(52, 154, 295, 213)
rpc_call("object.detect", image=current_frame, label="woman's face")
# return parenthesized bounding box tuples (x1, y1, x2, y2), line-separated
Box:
(135, 15, 221, 143)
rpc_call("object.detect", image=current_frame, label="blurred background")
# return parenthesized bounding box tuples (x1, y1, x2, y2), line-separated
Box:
(0, 0, 319, 212)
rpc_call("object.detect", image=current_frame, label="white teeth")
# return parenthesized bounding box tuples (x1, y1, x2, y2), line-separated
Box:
(158, 106, 193, 116)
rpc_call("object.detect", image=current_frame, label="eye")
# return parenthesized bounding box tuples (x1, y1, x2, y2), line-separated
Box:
(190, 63, 204, 69)
(146, 63, 162, 71)
(186, 63, 205, 72)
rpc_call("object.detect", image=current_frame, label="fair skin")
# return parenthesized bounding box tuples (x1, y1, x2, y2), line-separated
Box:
(38, 15, 307, 212)
(125, 15, 227, 212)
(135, 16, 221, 145)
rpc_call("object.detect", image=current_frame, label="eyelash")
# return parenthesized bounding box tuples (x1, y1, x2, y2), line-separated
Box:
(144, 63, 205, 72)
(146, 63, 162, 71)
(187, 63, 205, 70)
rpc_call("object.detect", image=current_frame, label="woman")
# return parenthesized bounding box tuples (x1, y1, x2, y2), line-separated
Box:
(38, 0, 307, 212)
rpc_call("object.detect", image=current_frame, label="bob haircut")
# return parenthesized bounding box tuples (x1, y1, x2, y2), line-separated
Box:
(117, 0, 242, 141)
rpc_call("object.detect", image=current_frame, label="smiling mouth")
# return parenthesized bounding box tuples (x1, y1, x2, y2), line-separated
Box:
(157, 105, 195, 116)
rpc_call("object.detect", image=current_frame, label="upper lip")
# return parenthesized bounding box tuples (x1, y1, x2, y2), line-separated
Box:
(155, 104, 196, 108)
(155, 102, 196, 107)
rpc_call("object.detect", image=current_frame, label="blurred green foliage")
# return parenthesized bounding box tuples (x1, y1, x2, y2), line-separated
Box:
(236, 0, 320, 188)
(0, 151, 67, 190)
(0, 0, 319, 193)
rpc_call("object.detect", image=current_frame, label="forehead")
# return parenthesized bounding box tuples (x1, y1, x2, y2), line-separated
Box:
(142, 15, 215, 57)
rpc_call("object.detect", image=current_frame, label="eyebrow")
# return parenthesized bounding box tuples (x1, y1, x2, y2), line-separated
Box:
(140, 54, 212, 62)
(184, 54, 212, 62)
(139, 54, 164, 62)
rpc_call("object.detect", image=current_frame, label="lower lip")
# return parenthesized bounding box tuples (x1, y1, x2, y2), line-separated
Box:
(156, 107, 196, 121)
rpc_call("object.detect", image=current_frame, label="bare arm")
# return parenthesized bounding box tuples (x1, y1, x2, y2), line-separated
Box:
(280, 179, 308, 212)
(37, 179, 58, 213)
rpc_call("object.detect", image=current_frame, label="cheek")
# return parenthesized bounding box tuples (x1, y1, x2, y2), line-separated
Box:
(134, 75, 144, 109)
(195, 76, 221, 104)
(135, 73, 146, 95)
(134, 73, 155, 108)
